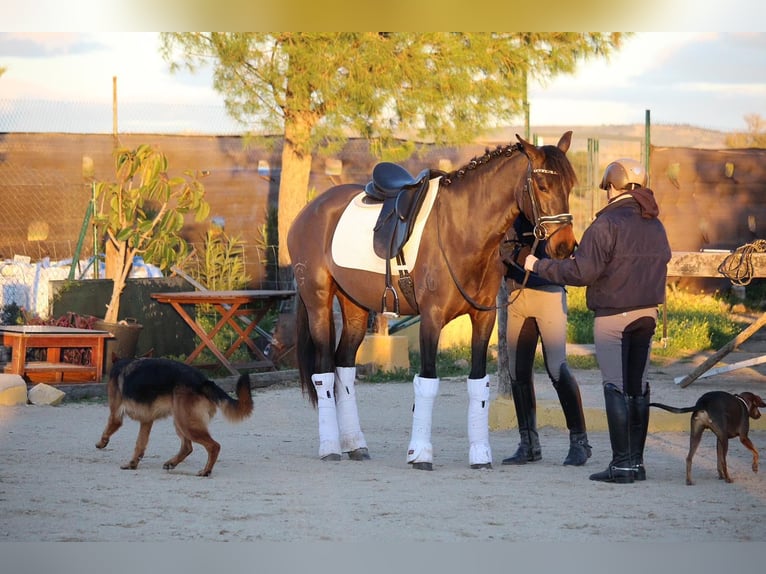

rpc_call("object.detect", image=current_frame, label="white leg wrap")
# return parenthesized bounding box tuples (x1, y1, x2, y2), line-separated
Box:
(312, 372, 341, 458)
(467, 376, 492, 466)
(334, 366, 367, 452)
(407, 375, 440, 464)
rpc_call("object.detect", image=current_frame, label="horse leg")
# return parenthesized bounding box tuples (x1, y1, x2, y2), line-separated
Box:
(467, 376, 492, 469)
(407, 375, 440, 470)
(465, 310, 496, 469)
(312, 372, 342, 460)
(335, 367, 370, 460)
(333, 297, 370, 460)
(407, 316, 441, 470)
(301, 282, 344, 461)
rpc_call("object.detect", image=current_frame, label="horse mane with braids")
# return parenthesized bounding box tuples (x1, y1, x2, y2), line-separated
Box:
(442, 143, 520, 186)
(442, 140, 578, 190)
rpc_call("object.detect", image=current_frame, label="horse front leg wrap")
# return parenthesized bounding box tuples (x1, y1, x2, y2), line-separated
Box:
(334, 366, 367, 453)
(311, 372, 341, 459)
(467, 376, 492, 467)
(407, 375, 440, 464)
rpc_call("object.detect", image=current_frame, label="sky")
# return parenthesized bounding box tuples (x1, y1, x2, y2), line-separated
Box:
(1, 32, 765, 134)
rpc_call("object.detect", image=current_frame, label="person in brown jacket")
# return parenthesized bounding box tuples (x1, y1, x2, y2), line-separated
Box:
(525, 158, 671, 483)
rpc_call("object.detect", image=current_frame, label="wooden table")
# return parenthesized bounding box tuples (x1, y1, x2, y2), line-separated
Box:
(0, 325, 112, 384)
(151, 290, 295, 376)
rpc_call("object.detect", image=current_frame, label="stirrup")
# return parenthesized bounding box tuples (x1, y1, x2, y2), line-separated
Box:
(381, 284, 400, 318)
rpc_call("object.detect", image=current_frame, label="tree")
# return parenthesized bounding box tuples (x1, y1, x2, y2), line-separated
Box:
(726, 113, 766, 148)
(93, 145, 210, 324)
(160, 33, 626, 277)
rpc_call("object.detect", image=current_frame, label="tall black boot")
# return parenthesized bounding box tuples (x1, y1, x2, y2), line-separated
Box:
(628, 385, 650, 481)
(502, 375, 541, 465)
(589, 384, 634, 483)
(554, 364, 592, 466)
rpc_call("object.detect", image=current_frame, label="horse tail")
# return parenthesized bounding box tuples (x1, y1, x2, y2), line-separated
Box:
(295, 293, 319, 407)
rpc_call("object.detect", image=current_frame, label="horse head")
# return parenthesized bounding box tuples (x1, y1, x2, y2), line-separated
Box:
(516, 131, 578, 260)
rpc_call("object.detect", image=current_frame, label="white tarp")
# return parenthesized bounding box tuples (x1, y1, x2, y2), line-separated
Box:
(0, 255, 162, 319)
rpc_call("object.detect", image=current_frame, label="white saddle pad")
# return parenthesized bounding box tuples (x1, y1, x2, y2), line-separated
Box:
(332, 177, 441, 274)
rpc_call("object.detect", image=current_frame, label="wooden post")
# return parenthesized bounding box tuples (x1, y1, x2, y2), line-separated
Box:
(497, 279, 510, 397)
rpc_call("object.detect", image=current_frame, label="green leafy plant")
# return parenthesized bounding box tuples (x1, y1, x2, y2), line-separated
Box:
(189, 228, 250, 292)
(93, 144, 210, 324)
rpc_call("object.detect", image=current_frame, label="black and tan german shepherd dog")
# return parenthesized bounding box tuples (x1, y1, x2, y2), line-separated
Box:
(96, 357, 253, 476)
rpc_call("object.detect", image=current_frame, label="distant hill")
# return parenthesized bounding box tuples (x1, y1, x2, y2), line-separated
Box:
(480, 124, 729, 151)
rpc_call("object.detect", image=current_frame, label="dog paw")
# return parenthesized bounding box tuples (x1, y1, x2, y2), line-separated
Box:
(95, 440, 108, 449)
(197, 469, 212, 477)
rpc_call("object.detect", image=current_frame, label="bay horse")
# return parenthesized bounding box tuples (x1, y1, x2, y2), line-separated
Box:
(287, 131, 577, 470)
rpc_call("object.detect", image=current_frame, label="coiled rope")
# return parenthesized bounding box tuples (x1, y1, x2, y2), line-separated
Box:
(717, 239, 766, 286)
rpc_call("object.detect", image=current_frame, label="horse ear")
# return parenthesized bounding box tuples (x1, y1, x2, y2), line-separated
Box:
(515, 133, 542, 162)
(557, 131, 573, 153)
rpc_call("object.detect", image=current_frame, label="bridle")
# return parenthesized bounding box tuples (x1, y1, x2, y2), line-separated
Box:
(523, 163, 573, 245)
(437, 149, 573, 311)
(505, 162, 574, 305)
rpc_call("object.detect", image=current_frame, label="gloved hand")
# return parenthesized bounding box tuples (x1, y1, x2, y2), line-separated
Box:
(499, 241, 517, 266)
(524, 254, 538, 272)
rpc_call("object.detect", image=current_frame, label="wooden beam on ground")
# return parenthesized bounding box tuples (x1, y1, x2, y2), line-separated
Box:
(673, 354, 766, 384)
(675, 310, 766, 387)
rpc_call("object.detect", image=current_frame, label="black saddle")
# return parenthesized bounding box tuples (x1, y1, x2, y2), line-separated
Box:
(363, 162, 441, 316)
(364, 162, 432, 260)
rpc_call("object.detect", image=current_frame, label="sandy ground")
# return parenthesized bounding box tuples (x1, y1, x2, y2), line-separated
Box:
(2, 356, 766, 544)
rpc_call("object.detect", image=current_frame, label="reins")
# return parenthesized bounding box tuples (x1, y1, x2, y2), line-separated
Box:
(436, 149, 573, 311)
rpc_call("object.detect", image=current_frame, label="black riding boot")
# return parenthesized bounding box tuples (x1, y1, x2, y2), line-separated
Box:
(589, 384, 634, 483)
(554, 364, 592, 466)
(628, 386, 650, 481)
(502, 376, 541, 465)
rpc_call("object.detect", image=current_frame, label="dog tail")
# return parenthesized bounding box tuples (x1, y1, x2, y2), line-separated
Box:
(649, 402, 696, 414)
(203, 374, 254, 422)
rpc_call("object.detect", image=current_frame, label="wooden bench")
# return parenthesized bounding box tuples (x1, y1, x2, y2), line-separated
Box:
(0, 325, 112, 384)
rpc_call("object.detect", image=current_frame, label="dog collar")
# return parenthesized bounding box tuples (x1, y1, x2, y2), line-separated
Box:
(735, 394, 748, 410)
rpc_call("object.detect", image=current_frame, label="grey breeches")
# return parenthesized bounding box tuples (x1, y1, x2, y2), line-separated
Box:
(594, 308, 658, 396)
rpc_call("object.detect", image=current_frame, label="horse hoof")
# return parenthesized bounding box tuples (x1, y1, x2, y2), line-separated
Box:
(347, 448, 371, 461)
(410, 461, 433, 471)
(321, 453, 342, 461)
(470, 463, 492, 470)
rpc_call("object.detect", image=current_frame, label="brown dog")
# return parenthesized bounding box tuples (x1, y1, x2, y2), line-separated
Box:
(96, 357, 253, 476)
(650, 391, 765, 485)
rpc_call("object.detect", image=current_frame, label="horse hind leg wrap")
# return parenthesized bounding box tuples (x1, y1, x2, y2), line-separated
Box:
(467, 376, 492, 466)
(407, 375, 440, 464)
(334, 367, 367, 452)
(312, 373, 341, 459)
